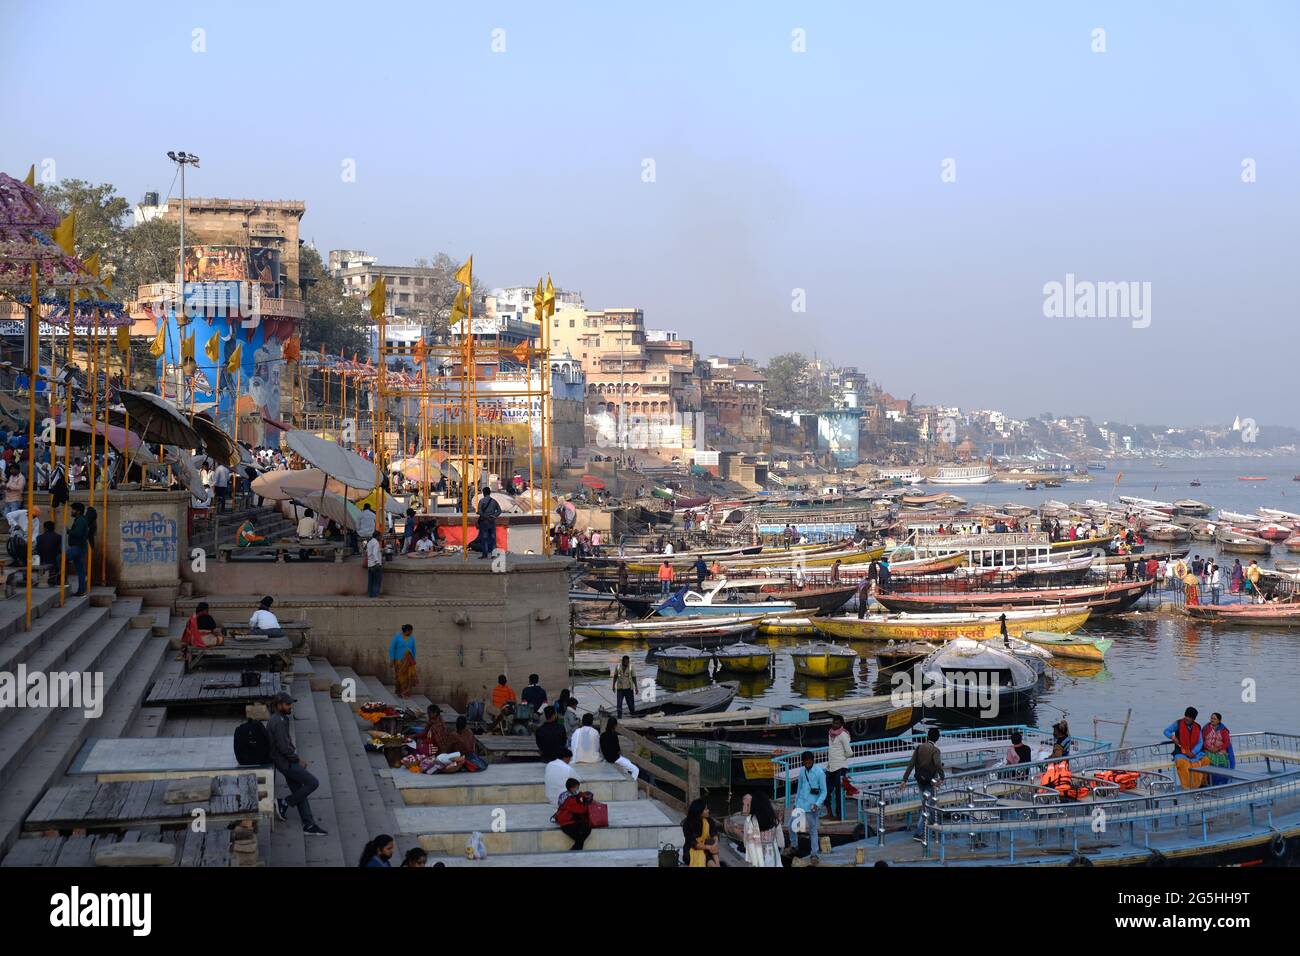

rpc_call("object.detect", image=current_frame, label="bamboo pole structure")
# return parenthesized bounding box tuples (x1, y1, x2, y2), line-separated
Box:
(24, 263, 38, 627)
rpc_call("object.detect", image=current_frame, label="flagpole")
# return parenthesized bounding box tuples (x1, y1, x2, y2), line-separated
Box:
(86, 310, 99, 593)
(60, 287, 74, 606)
(99, 323, 111, 580)
(24, 263, 39, 627)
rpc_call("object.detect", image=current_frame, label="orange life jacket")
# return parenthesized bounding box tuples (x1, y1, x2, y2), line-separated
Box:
(1096, 769, 1139, 791)
(1040, 760, 1070, 789)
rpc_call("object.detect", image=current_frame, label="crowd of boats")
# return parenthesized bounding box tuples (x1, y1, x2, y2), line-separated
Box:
(564, 485, 1300, 756)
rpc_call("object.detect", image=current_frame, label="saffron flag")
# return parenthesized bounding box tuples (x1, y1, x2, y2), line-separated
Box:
(368, 277, 387, 321)
(23, 165, 35, 187)
(454, 256, 472, 287)
(544, 275, 556, 318)
(450, 285, 469, 326)
(226, 341, 242, 374)
(511, 341, 529, 364)
(148, 324, 166, 358)
(82, 251, 99, 277)
(181, 332, 196, 364)
(533, 278, 544, 320)
(204, 334, 220, 363)
(283, 336, 301, 363)
(52, 213, 76, 255)
(413, 337, 427, 364)
(116, 326, 130, 354)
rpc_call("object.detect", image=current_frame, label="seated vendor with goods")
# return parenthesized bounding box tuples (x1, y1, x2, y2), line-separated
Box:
(181, 601, 226, 649)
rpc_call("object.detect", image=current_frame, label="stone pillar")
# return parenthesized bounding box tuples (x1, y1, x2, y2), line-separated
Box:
(71, 489, 189, 605)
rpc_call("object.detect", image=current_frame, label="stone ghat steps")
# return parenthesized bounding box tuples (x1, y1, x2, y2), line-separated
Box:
(191, 505, 299, 554)
(392, 761, 638, 807)
(397, 799, 681, 857)
(0, 589, 156, 860)
(438, 848, 663, 867)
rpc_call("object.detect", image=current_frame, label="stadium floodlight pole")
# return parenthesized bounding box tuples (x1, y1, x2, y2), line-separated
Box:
(166, 151, 199, 405)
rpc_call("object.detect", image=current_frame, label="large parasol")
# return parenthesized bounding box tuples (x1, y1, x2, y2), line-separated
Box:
(283, 429, 377, 491)
(117, 389, 204, 450)
(291, 490, 362, 532)
(252, 468, 367, 502)
(190, 412, 240, 468)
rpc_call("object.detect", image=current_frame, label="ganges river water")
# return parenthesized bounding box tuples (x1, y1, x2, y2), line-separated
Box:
(571, 455, 1300, 755)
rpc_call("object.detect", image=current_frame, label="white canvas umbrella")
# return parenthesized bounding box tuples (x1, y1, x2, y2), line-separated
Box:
(283, 429, 377, 491)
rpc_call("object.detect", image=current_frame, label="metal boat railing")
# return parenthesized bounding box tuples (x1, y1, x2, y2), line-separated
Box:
(865, 732, 1300, 862)
(772, 725, 1111, 812)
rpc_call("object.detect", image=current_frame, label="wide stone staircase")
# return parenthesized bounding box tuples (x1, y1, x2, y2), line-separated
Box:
(189, 503, 298, 556)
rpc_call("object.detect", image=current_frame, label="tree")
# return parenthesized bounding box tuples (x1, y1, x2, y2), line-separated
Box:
(115, 217, 181, 295)
(38, 179, 130, 265)
(763, 352, 827, 411)
(408, 253, 491, 336)
(297, 245, 369, 358)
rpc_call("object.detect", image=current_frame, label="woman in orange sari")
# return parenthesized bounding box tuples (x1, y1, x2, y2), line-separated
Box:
(388, 624, 417, 698)
(1183, 571, 1201, 607)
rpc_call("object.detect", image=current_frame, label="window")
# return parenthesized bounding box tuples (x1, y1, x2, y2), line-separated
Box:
(399, 276, 409, 286)
(569, 319, 575, 328)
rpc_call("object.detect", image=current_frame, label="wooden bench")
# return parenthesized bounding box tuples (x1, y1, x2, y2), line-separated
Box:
(25, 773, 262, 834)
(146, 672, 284, 707)
(216, 539, 348, 562)
(184, 635, 295, 673)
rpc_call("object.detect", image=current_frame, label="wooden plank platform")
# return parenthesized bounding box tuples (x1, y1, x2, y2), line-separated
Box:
(145, 672, 283, 708)
(477, 735, 541, 761)
(216, 540, 347, 562)
(2, 827, 235, 867)
(25, 773, 261, 833)
(185, 636, 295, 673)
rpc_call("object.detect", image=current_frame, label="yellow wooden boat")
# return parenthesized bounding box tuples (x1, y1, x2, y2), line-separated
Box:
(713, 642, 774, 673)
(1051, 534, 1111, 552)
(653, 646, 712, 676)
(757, 616, 817, 637)
(1018, 630, 1113, 661)
(789, 642, 857, 678)
(812, 606, 1091, 642)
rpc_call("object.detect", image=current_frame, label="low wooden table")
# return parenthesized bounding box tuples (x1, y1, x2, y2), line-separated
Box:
(184, 635, 295, 673)
(216, 539, 348, 562)
(25, 773, 262, 834)
(145, 672, 283, 708)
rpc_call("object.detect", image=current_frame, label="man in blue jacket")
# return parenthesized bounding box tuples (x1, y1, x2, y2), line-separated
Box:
(793, 750, 827, 859)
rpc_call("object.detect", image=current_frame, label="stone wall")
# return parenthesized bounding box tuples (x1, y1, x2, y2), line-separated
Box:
(71, 489, 189, 604)
(177, 554, 573, 708)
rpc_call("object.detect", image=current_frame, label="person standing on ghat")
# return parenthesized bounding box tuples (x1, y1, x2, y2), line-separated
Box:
(365, 530, 384, 598)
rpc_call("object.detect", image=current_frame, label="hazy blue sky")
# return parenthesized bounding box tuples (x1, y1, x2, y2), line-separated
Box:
(4, 1, 1297, 425)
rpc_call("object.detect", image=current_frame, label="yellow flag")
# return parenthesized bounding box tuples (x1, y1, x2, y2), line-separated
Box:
(454, 256, 472, 287)
(181, 332, 195, 364)
(83, 251, 99, 277)
(533, 278, 544, 318)
(368, 277, 386, 321)
(226, 341, 243, 374)
(52, 213, 76, 255)
(149, 324, 166, 358)
(116, 326, 130, 354)
(544, 275, 556, 318)
(23, 165, 35, 187)
(204, 333, 220, 363)
(450, 285, 468, 325)
(413, 337, 427, 364)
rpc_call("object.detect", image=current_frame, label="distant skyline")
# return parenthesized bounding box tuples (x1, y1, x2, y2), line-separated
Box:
(4, 1, 1297, 427)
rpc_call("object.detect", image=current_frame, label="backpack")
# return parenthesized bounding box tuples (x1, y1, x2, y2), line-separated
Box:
(233, 718, 272, 765)
(6, 530, 25, 564)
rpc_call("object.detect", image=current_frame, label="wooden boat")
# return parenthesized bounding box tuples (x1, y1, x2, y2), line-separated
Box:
(917, 639, 1043, 714)
(618, 692, 917, 745)
(1238, 476, 1269, 481)
(1255, 523, 1293, 542)
(713, 643, 773, 673)
(873, 578, 1151, 614)
(1173, 499, 1212, 516)
(1215, 529, 1272, 555)
(1189, 479, 1201, 487)
(1216, 510, 1261, 525)
(1285, 536, 1300, 554)
(900, 492, 955, 507)
(653, 646, 713, 676)
(1258, 508, 1300, 523)
(875, 641, 938, 669)
(813, 605, 1091, 642)
(757, 616, 817, 637)
(1183, 603, 1300, 627)
(1050, 534, 1112, 552)
(632, 680, 739, 716)
(788, 642, 857, 678)
(1018, 630, 1113, 661)
(1146, 524, 1192, 542)
(622, 545, 883, 575)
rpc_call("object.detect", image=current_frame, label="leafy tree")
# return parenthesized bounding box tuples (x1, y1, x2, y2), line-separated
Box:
(763, 352, 827, 411)
(38, 179, 130, 265)
(408, 253, 491, 335)
(115, 217, 181, 294)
